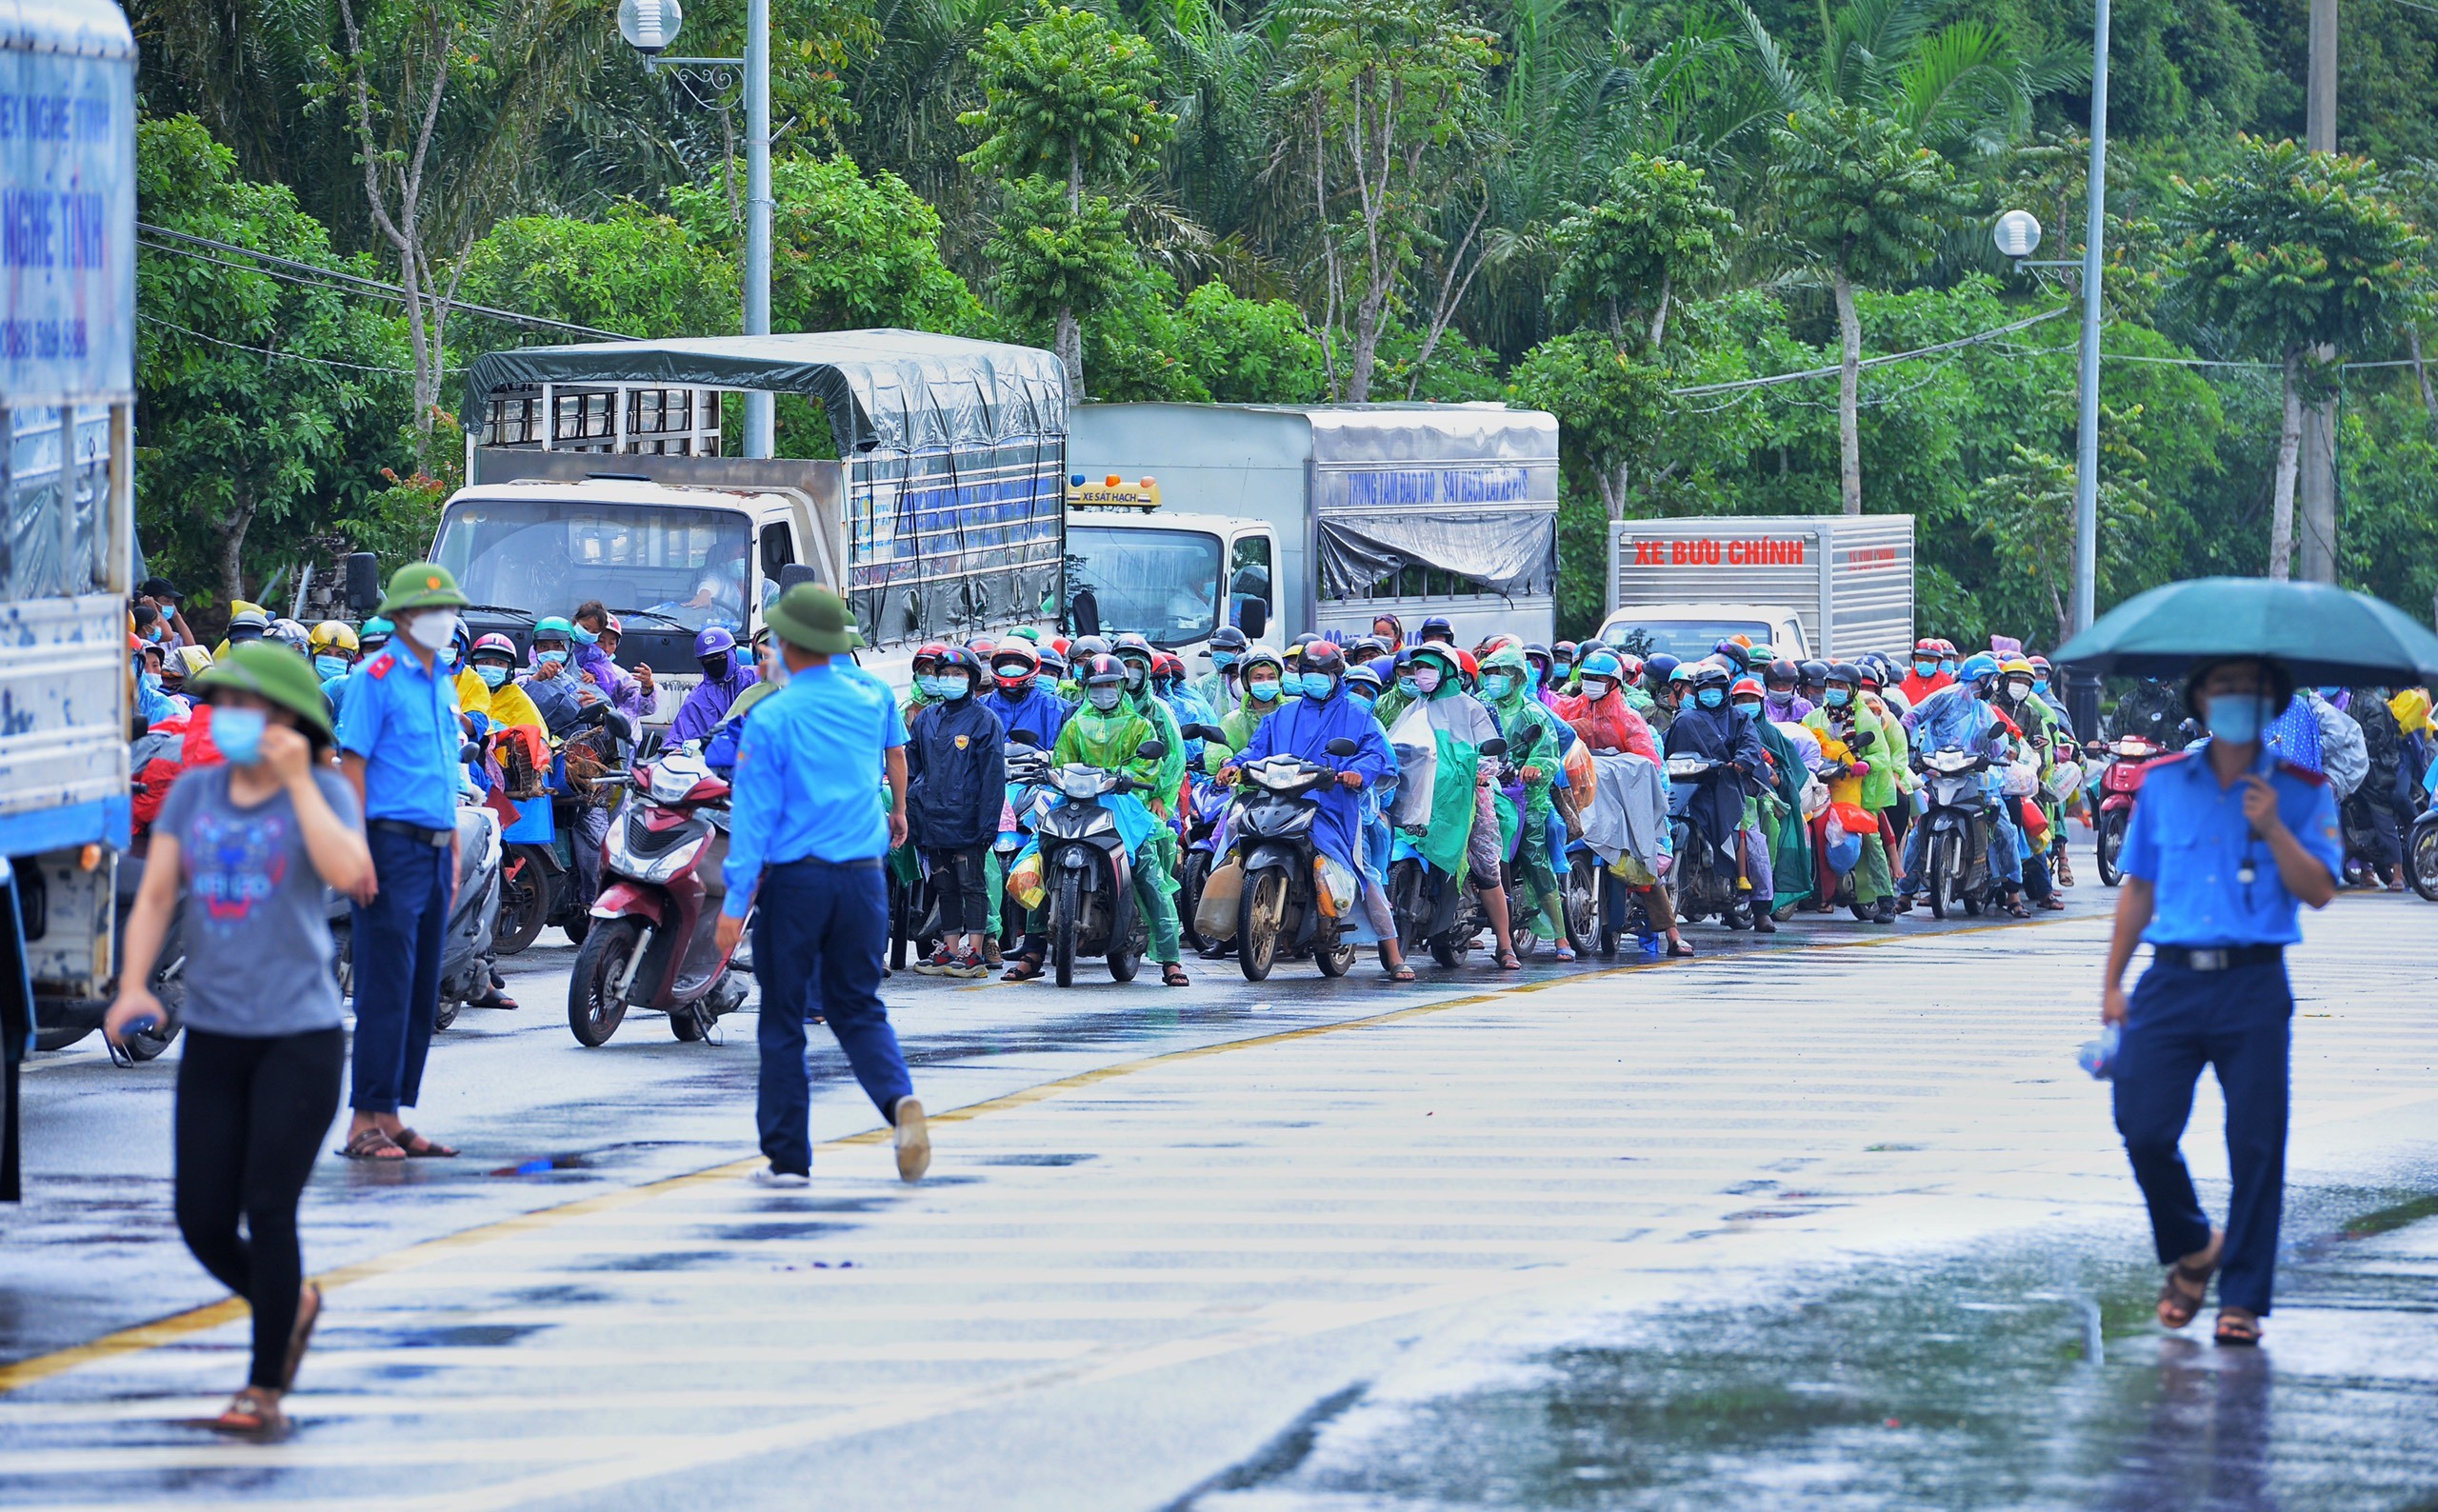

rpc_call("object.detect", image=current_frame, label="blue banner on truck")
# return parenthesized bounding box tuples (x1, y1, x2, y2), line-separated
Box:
(0, 38, 134, 406)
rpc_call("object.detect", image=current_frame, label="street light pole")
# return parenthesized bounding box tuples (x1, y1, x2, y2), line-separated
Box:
(743, 0, 773, 459)
(2068, 0, 2110, 740)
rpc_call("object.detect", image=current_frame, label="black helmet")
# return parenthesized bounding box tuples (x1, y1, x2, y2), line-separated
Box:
(1207, 625, 1249, 655)
(1765, 658, 1801, 687)
(1419, 615, 1455, 643)
(935, 647, 983, 692)
(1798, 659, 1830, 686)
(1113, 632, 1155, 665)
(1302, 639, 1346, 678)
(1081, 652, 1125, 686)
(1826, 661, 1862, 686)
(1348, 634, 1388, 663)
(1070, 634, 1112, 662)
(1645, 652, 1682, 684)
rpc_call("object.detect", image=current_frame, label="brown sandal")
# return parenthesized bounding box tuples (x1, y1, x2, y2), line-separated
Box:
(283, 1283, 322, 1390)
(1495, 949, 1524, 970)
(339, 1127, 406, 1161)
(210, 1387, 287, 1440)
(2213, 1307, 2263, 1346)
(391, 1128, 459, 1158)
(2157, 1230, 2224, 1328)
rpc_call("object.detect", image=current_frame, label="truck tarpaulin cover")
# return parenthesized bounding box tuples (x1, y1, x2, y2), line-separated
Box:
(1317, 511, 1556, 600)
(460, 330, 1066, 455)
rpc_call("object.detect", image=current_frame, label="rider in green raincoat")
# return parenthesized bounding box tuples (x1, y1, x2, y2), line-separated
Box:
(1209, 647, 1290, 766)
(1002, 654, 1189, 985)
(1403, 645, 1522, 966)
(1478, 644, 1571, 953)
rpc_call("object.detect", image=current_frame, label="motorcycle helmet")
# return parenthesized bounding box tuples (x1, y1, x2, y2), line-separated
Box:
(1729, 676, 1766, 712)
(470, 631, 519, 663)
(1615, 652, 1645, 681)
(932, 646, 983, 699)
(310, 620, 359, 656)
(167, 644, 214, 682)
(1553, 639, 1579, 671)
(262, 617, 308, 653)
(1153, 651, 1187, 689)
(1959, 651, 2001, 695)
(1765, 657, 1801, 692)
(995, 643, 1042, 690)
(1576, 648, 1625, 686)
(1453, 647, 1481, 690)
(1239, 647, 1288, 705)
(1478, 644, 1529, 702)
(968, 637, 997, 662)
(1669, 662, 1702, 686)
(1419, 614, 1456, 644)
(1034, 644, 1068, 679)
(1855, 655, 1888, 691)
(1348, 634, 1388, 664)
(1300, 639, 1346, 700)
(910, 640, 949, 677)
(1344, 664, 1384, 700)
(1644, 652, 1681, 686)
(1689, 661, 1732, 710)
(693, 626, 739, 661)
(1408, 644, 1459, 695)
(1798, 657, 1830, 687)
(1080, 651, 1128, 710)
(1204, 625, 1249, 665)
(1069, 634, 1111, 664)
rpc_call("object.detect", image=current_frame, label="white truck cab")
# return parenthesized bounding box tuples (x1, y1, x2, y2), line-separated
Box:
(1594, 604, 1809, 662)
(1063, 494, 1281, 650)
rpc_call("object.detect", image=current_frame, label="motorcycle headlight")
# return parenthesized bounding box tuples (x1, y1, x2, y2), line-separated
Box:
(631, 833, 708, 885)
(1060, 769, 1105, 798)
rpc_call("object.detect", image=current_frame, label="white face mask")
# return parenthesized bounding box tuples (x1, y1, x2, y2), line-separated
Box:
(403, 610, 458, 653)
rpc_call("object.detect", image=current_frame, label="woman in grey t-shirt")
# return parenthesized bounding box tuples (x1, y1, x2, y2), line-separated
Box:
(105, 643, 370, 1440)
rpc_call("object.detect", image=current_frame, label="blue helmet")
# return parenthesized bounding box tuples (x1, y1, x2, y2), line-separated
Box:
(694, 626, 738, 660)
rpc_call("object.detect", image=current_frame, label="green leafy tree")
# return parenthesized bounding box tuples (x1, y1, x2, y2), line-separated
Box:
(2171, 137, 2432, 578)
(1548, 154, 1739, 349)
(961, 4, 1175, 396)
(1173, 282, 1329, 402)
(1275, 0, 1498, 402)
(1509, 332, 1672, 520)
(1973, 435, 2153, 644)
(455, 202, 740, 351)
(136, 115, 414, 604)
(1773, 102, 1967, 514)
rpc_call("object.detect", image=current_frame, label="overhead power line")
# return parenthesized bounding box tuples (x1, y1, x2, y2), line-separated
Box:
(1668, 307, 2075, 397)
(136, 223, 626, 340)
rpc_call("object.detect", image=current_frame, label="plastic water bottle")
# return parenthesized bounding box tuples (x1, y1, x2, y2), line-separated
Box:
(2076, 1025, 2121, 1080)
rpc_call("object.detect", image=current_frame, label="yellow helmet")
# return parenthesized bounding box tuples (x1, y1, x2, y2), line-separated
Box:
(1999, 656, 2036, 677)
(310, 620, 360, 655)
(167, 645, 214, 680)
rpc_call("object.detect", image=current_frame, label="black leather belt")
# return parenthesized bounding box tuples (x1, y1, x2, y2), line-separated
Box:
(369, 818, 453, 847)
(770, 856, 882, 873)
(2154, 944, 2283, 971)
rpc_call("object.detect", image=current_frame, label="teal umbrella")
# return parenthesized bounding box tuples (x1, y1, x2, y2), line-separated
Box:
(2053, 577, 2438, 686)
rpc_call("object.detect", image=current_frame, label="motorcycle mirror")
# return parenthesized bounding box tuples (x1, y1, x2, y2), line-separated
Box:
(1184, 723, 1223, 742)
(343, 551, 381, 616)
(1479, 737, 1509, 759)
(1324, 737, 1358, 757)
(1237, 599, 1269, 640)
(634, 728, 664, 762)
(458, 743, 484, 764)
(1009, 728, 1040, 746)
(605, 710, 637, 745)
(1135, 739, 1167, 762)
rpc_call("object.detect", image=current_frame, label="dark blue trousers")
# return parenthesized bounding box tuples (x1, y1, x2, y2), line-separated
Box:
(753, 859, 913, 1176)
(350, 829, 450, 1115)
(2111, 956, 2292, 1315)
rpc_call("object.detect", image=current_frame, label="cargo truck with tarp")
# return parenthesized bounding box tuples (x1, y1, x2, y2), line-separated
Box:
(2, 0, 139, 1191)
(414, 330, 1068, 714)
(1065, 403, 1559, 650)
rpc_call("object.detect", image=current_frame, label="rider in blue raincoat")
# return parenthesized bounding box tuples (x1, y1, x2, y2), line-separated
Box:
(1897, 651, 2028, 913)
(1221, 641, 1412, 980)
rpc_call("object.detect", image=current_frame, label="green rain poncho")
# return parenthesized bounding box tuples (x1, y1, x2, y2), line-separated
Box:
(1213, 657, 1290, 764)
(1480, 646, 1568, 935)
(1403, 655, 1486, 881)
(1047, 697, 1183, 964)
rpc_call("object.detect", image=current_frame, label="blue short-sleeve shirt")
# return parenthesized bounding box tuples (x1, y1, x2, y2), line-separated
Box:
(720, 663, 906, 916)
(2119, 740, 2342, 947)
(333, 647, 463, 827)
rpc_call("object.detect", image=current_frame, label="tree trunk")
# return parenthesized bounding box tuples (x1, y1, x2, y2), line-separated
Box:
(1832, 264, 1863, 516)
(1055, 307, 1085, 403)
(219, 498, 257, 604)
(2268, 351, 2304, 581)
(2411, 327, 2436, 425)
(1649, 271, 1672, 352)
(1593, 459, 1629, 521)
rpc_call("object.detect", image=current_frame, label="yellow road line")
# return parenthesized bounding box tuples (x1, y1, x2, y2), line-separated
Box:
(0, 912, 2067, 1397)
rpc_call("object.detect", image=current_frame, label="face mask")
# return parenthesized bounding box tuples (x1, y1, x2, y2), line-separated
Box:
(703, 655, 732, 682)
(1732, 701, 1762, 720)
(1088, 685, 1124, 711)
(2005, 678, 2032, 701)
(138, 670, 162, 695)
(1583, 680, 1614, 702)
(1396, 675, 1419, 698)
(1299, 673, 1335, 700)
(570, 622, 599, 647)
(1211, 652, 1239, 670)
(1481, 672, 1514, 700)
(404, 611, 458, 653)
(1124, 663, 1148, 690)
(2207, 692, 2269, 745)
(1915, 660, 1937, 677)
(1035, 673, 1059, 692)
(1825, 686, 1852, 708)
(2033, 679, 2050, 697)
(1554, 660, 1573, 679)
(1412, 667, 1442, 695)
(534, 649, 568, 676)
(1974, 679, 1997, 701)
(1525, 665, 1545, 690)
(212, 706, 266, 765)
(476, 664, 510, 689)
(1941, 660, 1958, 676)
(1349, 687, 1376, 707)
(1248, 679, 1281, 704)
(1696, 686, 1726, 710)
(314, 654, 350, 681)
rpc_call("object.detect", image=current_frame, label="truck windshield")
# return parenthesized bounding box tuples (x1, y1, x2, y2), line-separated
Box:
(1600, 618, 1774, 661)
(433, 496, 755, 632)
(1066, 526, 1222, 647)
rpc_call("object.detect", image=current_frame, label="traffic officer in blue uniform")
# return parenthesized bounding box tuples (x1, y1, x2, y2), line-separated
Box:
(333, 563, 472, 1162)
(2101, 654, 2340, 1347)
(714, 583, 929, 1187)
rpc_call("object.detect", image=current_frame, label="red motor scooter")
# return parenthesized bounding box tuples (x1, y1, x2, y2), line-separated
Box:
(2088, 734, 2172, 886)
(568, 744, 752, 1045)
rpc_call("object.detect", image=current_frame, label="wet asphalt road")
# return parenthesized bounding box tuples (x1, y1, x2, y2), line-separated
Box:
(4, 881, 2435, 1509)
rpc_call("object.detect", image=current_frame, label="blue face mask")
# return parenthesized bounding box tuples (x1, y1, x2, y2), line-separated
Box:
(477, 664, 510, 690)
(314, 654, 350, 681)
(534, 649, 568, 676)
(569, 623, 599, 647)
(1915, 660, 1937, 677)
(2207, 692, 2270, 745)
(213, 706, 266, 765)
(1554, 659, 1573, 679)
(1940, 660, 1958, 676)
(1396, 675, 1419, 699)
(1349, 687, 1376, 708)
(921, 674, 964, 700)
(1034, 672, 1059, 692)
(1211, 652, 1239, 670)
(1248, 680, 1282, 704)
(1825, 686, 1851, 707)
(1695, 686, 1726, 710)
(2032, 679, 2050, 697)
(1481, 673, 1514, 700)
(1525, 665, 1545, 690)
(1299, 672, 1335, 700)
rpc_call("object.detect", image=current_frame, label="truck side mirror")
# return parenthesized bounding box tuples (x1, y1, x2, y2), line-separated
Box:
(1070, 587, 1102, 639)
(777, 563, 820, 591)
(1324, 737, 1357, 757)
(1237, 599, 1268, 640)
(344, 552, 381, 616)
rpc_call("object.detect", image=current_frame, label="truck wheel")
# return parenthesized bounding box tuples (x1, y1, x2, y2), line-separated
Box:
(1238, 868, 1285, 982)
(568, 917, 643, 1046)
(2095, 810, 2128, 887)
(1051, 872, 1079, 988)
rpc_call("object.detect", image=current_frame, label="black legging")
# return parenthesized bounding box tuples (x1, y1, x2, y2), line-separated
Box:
(174, 1026, 344, 1390)
(924, 847, 989, 933)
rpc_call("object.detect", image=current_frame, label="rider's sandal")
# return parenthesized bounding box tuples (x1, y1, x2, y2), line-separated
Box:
(1495, 949, 1524, 971)
(1387, 962, 1417, 983)
(338, 1127, 406, 1162)
(210, 1387, 288, 1440)
(1001, 954, 1045, 983)
(282, 1283, 322, 1391)
(2002, 899, 2032, 919)
(2213, 1308, 2263, 1346)
(2157, 1230, 2223, 1328)
(1666, 939, 1697, 959)
(2036, 895, 2067, 911)
(1162, 964, 1190, 987)
(390, 1128, 459, 1159)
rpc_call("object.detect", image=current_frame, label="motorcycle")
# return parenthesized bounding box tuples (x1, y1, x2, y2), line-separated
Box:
(1172, 727, 1231, 953)
(1663, 752, 1744, 926)
(996, 730, 1054, 948)
(1226, 736, 1362, 982)
(2087, 733, 2170, 886)
(493, 709, 625, 954)
(568, 742, 749, 1044)
(1389, 736, 1509, 968)
(1915, 747, 1998, 918)
(1036, 738, 1168, 986)
(2408, 803, 2438, 903)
